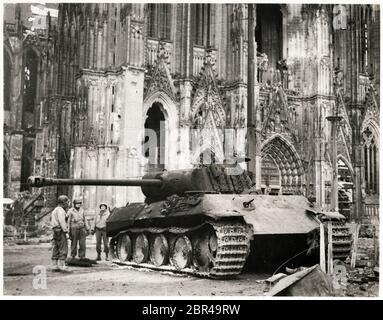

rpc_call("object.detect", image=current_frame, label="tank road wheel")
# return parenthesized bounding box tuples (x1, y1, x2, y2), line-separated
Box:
(133, 233, 149, 264)
(149, 234, 169, 267)
(170, 235, 193, 270)
(193, 228, 218, 272)
(117, 234, 132, 262)
(109, 238, 118, 260)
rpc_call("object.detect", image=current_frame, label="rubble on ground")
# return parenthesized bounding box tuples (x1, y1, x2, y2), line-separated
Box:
(345, 266, 379, 297)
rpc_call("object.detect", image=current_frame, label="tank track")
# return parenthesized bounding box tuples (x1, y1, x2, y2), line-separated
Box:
(110, 221, 252, 279)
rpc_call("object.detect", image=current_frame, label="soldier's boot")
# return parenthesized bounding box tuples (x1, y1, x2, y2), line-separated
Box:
(57, 259, 68, 272)
(96, 253, 101, 261)
(50, 259, 59, 271)
(105, 253, 109, 261)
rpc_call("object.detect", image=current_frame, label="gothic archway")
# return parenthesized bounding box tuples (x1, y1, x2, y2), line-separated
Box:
(197, 148, 216, 166)
(144, 102, 166, 173)
(261, 135, 304, 195)
(144, 91, 179, 170)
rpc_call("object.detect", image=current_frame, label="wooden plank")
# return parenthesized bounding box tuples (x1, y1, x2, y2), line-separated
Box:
(319, 223, 326, 273)
(268, 265, 334, 296)
(350, 223, 360, 269)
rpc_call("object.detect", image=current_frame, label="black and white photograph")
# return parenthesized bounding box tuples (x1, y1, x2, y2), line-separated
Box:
(1, 1, 381, 299)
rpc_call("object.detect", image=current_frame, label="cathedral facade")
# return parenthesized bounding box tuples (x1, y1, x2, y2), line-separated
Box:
(3, 3, 380, 221)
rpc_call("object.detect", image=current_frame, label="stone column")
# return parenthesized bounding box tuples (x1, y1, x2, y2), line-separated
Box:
(326, 115, 342, 211)
(351, 105, 365, 222)
(119, 64, 145, 202)
(178, 80, 193, 168)
(247, 4, 261, 188)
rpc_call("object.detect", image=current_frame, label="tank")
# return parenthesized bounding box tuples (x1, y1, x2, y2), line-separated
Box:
(28, 164, 351, 278)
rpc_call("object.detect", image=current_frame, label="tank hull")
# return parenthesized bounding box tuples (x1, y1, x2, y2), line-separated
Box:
(106, 194, 320, 238)
(106, 194, 322, 278)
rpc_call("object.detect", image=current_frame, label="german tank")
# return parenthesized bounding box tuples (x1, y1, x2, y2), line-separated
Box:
(28, 164, 350, 278)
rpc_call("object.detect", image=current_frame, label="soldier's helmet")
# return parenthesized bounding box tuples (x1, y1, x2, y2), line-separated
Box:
(57, 195, 69, 205)
(73, 198, 82, 205)
(99, 202, 108, 210)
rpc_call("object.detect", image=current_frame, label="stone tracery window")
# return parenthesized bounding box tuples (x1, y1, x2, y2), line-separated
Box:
(192, 4, 211, 47)
(147, 4, 171, 40)
(363, 126, 379, 195)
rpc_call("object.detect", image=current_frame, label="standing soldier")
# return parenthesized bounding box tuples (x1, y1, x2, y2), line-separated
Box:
(51, 195, 70, 271)
(67, 199, 90, 260)
(91, 202, 110, 261)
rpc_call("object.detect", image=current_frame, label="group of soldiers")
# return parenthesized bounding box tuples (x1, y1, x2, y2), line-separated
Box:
(50, 195, 110, 271)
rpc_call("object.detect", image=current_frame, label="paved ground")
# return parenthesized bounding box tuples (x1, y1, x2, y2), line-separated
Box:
(3, 243, 378, 297)
(3, 243, 269, 296)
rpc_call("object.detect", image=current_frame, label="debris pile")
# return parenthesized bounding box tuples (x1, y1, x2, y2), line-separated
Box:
(345, 266, 379, 297)
(266, 265, 335, 296)
(355, 232, 378, 268)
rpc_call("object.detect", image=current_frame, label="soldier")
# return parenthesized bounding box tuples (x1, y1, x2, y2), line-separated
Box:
(67, 199, 90, 260)
(51, 195, 70, 271)
(91, 202, 110, 261)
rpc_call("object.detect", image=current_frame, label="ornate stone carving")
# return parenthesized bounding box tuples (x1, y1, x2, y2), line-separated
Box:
(257, 52, 268, 71)
(127, 146, 138, 158)
(190, 60, 226, 129)
(144, 44, 178, 102)
(362, 80, 379, 126)
(261, 85, 293, 138)
(87, 126, 97, 150)
(23, 31, 41, 48)
(130, 23, 143, 37)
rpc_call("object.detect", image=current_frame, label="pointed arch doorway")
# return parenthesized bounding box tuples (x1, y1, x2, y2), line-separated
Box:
(144, 102, 166, 173)
(261, 135, 304, 195)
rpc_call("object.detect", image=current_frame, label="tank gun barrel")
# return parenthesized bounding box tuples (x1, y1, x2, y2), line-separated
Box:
(28, 164, 255, 202)
(28, 176, 162, 188)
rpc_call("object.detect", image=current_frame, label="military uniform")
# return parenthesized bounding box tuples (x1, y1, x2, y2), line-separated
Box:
(51, 195, 70, 270)
(92, 203, 110, 260)
(68, 203, 90, 259)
